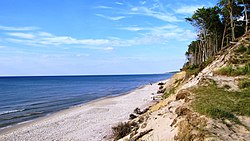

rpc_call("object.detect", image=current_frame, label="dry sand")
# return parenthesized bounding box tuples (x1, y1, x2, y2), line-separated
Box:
(0, 80, 166, 141)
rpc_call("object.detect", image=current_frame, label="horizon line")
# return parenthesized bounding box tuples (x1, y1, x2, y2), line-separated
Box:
(0, 71, 179, 77)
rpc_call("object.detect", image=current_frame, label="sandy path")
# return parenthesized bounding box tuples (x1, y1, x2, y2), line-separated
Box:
(0, 81, 165, 141)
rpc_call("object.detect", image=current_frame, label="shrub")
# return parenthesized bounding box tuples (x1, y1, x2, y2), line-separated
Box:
(112, 122, 132, 140)
(185, 67, 200, 78)
(239, 79, 250, 89)
(223, 84, 231, 89)
(241, 63, 250, 75)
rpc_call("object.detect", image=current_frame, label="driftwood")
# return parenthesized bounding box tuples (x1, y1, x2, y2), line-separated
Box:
(230, 41, 237, 44)
(130, 129, 153, 141)
(133, 108, 149, 115)
(129, 114, 137, 120)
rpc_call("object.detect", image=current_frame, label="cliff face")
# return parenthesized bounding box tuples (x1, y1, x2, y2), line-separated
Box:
(119, 31, 250, 141)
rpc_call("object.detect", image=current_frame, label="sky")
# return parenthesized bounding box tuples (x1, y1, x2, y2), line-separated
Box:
(0, 0, 217, 76)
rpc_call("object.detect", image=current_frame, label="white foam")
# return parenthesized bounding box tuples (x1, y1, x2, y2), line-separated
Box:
(0, 109, 25, 115)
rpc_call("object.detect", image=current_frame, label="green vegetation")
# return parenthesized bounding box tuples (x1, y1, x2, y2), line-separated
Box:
(184, 0, 249, 70)
(235, 45, 248, 53)
(183, 57, 215, 78)
(216, 63, 250, 76)
(230, 44, 250, 64)
(239, 79, 250, 89)
(238, 44, 250, 54)
(191, 83, 250, 124)
(247, 46, 250, 54)
(162, 87, 175, 99)
(184, 65, 200, 77)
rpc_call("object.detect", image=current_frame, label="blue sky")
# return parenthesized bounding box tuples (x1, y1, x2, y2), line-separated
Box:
(0, 0, 217, 76)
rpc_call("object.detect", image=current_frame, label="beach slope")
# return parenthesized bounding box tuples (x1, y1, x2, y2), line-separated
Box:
(0, 82, 163, 141)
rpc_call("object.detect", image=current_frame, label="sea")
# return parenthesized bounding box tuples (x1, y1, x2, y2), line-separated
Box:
(0, 73, 173, 129)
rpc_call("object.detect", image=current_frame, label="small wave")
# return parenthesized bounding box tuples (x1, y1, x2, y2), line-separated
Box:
(0, 109, 25, 115)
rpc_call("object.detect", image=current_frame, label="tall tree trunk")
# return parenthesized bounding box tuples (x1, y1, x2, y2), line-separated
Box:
(194, 43, 197, 65)
(215, 32, 218, 53)
(243, 0, 248, 33)
(221, 24, 227, 48)
(228, 0, 235, 41)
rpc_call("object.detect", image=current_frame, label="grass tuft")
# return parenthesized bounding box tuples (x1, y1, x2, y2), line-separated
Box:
(163, 87, 175, 99)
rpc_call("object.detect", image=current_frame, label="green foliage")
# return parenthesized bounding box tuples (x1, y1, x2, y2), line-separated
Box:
(191, 84, 250, 124)
(183, 65, 200, 78)
(186, 6, 223, 33)
(183, 56, 215, 79)
(184, 1, 248, 71)
(203, 57, 214, 67)
(235, 45, 247, 53)
(216, 65, 234, 75)
(199, 56, 215, 71)
(216, 63, 250, 76)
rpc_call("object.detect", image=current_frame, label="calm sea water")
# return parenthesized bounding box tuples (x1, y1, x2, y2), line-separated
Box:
(0, 74, 173, 129)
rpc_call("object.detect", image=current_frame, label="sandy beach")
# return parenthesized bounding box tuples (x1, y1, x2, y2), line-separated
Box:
(0, 80, 166, 141)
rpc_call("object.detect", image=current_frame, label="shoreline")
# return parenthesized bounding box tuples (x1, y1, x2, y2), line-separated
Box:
(0, 79, 168, 141)
(0, 81, 154, 133)
(0, 80, 156, 132)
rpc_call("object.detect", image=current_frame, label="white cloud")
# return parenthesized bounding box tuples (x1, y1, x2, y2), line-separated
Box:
(120, 27, 144, 31)
(37, 32, 53, 37)
(120, 24, 178, 32)
(0, 25, 39, 31)
(175, 5, 203, 15)
(7, 32, 35, 39)
(131, 7, 139, 11)
(107, 36, 121, 40)
(5, 27, 195, 48)
(140, 1, 146, 5)
(95, 6, 113, 9)
(128, 6, 181, 22)
(115, 2, 124, 5)
(7, 35, 111, 46)
(95, 14, 126, 21)
(103, 47, 114, 51)
(76, 54, 89, 57)
(2, 22, 195, 50)
(121, 24, 196, 45)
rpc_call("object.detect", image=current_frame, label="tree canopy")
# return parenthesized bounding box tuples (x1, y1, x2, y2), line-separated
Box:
(184, 0, 248, 69)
